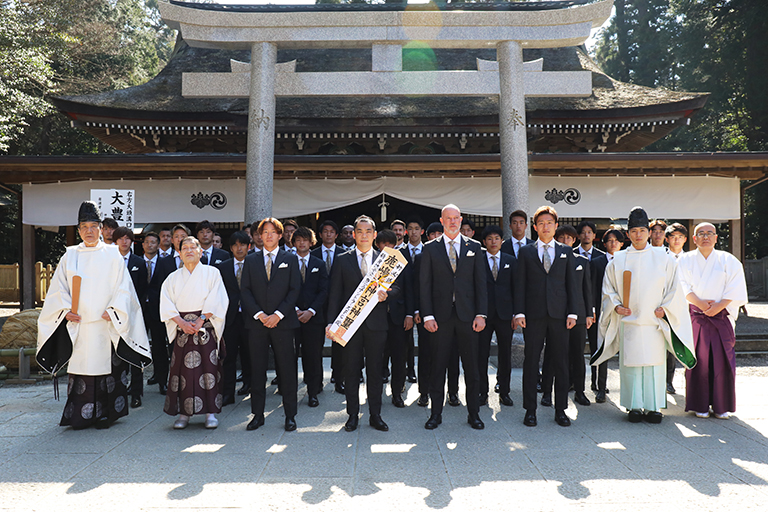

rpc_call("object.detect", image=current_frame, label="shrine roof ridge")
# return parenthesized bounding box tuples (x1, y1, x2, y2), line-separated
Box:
(168, 0, 596, 14)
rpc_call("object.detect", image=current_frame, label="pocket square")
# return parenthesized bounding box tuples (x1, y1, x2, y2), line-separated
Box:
(575, 265, 583, 271)
(214, 259, 223, 264)
(131, 266, 139, 271)
(311, 267, 319, 273)
(467, 251, 475, 257)
(503, 263, 510, 269)
(559, 253, 567, 258)
(278, 262, 288, 268)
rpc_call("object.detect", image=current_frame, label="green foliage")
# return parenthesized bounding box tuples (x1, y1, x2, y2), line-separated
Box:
(1, 0, 176, 156)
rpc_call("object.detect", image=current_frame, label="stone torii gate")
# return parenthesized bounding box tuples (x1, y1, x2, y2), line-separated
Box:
(160, 0, 612, 233)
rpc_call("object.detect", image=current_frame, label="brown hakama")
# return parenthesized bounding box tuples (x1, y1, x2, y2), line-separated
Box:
(60, 350, 129, 429)
(164, 311, 225, 416)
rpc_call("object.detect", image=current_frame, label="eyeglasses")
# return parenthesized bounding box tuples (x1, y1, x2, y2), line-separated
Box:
(696, 232, 716, 238)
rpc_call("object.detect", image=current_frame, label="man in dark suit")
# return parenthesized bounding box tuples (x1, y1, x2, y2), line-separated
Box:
(478, 225, 515, 407)
(215, 231, 252, 406)
(139, 231, 169, 399)
(514, 206, 579, 428)
(403, 217, 427, 402)
(294, 227, 329, 407)
(311, 220, 346, 393)
(377, 230, 414, 408)
(157, 227, 174, 258)
(501, 209, 535, 259)
(576, 220, 606, 262)
(420, 204, 488, 430)
(196, 220, 229, 266)
(540, 225, 594, 408)
(326, 215, 398, 432)
(241, 218, 302, 432)
(588, 228, 624, 402)
(113, 227, 148, 408)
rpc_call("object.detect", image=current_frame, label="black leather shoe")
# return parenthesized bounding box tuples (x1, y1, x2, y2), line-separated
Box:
(222, 395, 235, 406)
(344, 415, 359, 432)
(479, 394, 488, 406)
(236, 371, 243, 383)
(335, 382, 346, 394)
(369, 414, 389, 431)
(448, 394, 461, 407)
(523, 410, 537, 427)
(330, 376, 336, 384)
(494, 383, 500, 393)
(158, 383, 167, 395)
(285, 417, 297, 432)
(130, 397, 142, 409)
(574, 392, 591, 406)
(308, 396, 319, 408)
(417, 394, 429, 407)
(644, 411, 663, 424)
(95, 417, 111, 430)
(500, 394, 514, 407)
(628, 410, 643, 423)
(237, 385, 251, 396)
(536, 381, 543, 393)
(359, 376, 365, 383)
(407, 375, 418, 383)
(595, 390, 607, 403)
(147, 376, 158, 385)
(555, 410, 571, 427)
(425, 415, 442, 430)
(467, 414, 484, 430)
(247, 416, 265, 431)
(392, 394, 405, 408)
(666, 383, 676, 394)
(271, 376, 279, 385)
(382, 376, 389, 383)
(540, 393, 552, 407)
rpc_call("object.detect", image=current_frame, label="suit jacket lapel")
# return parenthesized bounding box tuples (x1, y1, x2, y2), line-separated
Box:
(530, 243, 546, 273)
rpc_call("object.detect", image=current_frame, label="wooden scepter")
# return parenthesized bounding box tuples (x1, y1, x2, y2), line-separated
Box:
(71, 275, 82, 315)
(622, 270, 631, 309)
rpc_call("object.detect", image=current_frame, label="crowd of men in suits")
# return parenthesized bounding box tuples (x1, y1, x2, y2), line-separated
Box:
(104, 205, 692, 432)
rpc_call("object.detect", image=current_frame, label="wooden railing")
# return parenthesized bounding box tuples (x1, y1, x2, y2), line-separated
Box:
(0, 263, 55, 305)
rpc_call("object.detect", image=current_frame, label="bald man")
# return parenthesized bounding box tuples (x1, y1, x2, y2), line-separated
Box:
(420, 204, 488, 430)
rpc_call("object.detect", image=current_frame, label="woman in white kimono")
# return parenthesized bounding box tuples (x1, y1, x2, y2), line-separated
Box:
(160, 236, 228, 429)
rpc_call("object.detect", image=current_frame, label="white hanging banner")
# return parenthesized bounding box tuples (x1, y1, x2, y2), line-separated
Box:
(23, 175, 740, 225)
(90, 189, 135, 228)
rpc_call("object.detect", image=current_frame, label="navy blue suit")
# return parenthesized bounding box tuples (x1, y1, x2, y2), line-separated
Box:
(295, 254, 329, 398)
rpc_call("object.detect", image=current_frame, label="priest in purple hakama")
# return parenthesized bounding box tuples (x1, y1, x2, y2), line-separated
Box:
(160, 236, 228, 429)
(677, 223, 748, 419)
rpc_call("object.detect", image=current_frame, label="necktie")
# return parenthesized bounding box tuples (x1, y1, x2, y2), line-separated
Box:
(147, 260, 153, 284)
(266, 254, 273, 281)
(517, 241, 523, 256)
(543, 244, 552, 273)
(236, 261, 242, 288)
(360, 252, 368, 276)
(491, 255, 498, 280)
(325, 250, 332, 274)
(300, 258, 306, 283)
(159, 251, 168, 258)
(201, 251, 209, 265)
(177, 256, 183, 269)
(411, 247, 417, 260)
(448, 241, 457, 273)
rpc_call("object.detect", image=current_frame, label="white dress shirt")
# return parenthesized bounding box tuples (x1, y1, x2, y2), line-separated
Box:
(514, 239, 577, 321)
(201, 246, 213, 264)
(510, 236, 527, 257)
(355, 247, 373, 274)
(407, 242, 423, 259)
(322, 245, 336, 267)
(443, 234, 461, 259)
(486, 251, 501, 272)
(158, 247, 173, 258)
(144, 254, 158, 294)
(578, 245, 595, 261)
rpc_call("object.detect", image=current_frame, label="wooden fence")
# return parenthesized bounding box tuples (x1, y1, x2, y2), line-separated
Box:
(0, 263, 55, 305)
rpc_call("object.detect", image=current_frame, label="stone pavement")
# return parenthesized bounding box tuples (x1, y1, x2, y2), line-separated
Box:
(1, 358, 768, 512)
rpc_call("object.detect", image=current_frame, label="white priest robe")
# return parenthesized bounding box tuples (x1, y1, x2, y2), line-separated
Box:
(592, 244, 696, 411)
(159, 263, 228, 346)
(36, 242, 151, 376)
(677, 249, 748, 330)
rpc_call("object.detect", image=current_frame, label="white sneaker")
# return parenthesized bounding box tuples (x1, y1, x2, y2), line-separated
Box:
(205, 415, 219, 429)
(714, 412, 730, 419)
(694, 411, 710, 418)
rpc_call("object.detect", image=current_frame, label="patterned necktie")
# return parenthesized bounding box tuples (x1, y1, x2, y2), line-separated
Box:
(543, 244, 552, 273)
(448, 241, 457, 273)
(411, 247, 417, 260)
(146, 260, 153, 284)
(360, 252, 368, 276)
(159, 251, 168, 258)
(266, 254, 273, 281)
(517, 241, 523, 256)
(325, 250, 332, 274)
(201, 251, 209, 265)
(491, 255, 498, 280)
(236, 261, 243, 288)
(300, 258, 306, 283)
